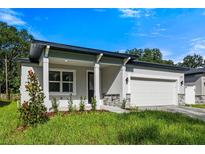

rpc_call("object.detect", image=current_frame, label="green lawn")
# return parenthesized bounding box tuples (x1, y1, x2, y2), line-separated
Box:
(188, 104, 205, 109)
(1, 102, 205, 144)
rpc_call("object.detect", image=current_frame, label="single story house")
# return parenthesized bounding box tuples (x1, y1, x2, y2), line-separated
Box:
(185, 68, 205, 104)
(18, 40, 189, 110)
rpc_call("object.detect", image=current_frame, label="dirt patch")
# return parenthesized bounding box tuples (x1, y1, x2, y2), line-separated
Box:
(15, 125, 28, 132)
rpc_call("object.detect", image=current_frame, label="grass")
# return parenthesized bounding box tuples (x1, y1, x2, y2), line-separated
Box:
(1, 102, 205, 144)
(188, 104, 205, 109)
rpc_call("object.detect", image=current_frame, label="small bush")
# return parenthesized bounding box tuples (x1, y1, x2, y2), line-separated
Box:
(79, 96, 86, 111)
(19, 70, 48, 126)
(67, 94, 73, 112)
(121, 99, 126, 109)
(51, 97, 59, 113)
(91, 97, 97, 111)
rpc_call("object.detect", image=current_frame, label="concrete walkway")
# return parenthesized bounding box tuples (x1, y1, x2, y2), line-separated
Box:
(101, 105, 129, 114)
(139, 105, 205, 121)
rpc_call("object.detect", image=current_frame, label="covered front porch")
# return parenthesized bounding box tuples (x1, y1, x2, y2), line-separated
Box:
(40, 45, 130, 110)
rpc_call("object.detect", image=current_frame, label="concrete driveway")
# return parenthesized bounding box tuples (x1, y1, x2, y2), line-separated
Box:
(139, 106, 205, 121)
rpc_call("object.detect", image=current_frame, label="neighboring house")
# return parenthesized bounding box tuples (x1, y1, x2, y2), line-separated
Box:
(185, 68, 205, 104)
(18, 40, 189, 110)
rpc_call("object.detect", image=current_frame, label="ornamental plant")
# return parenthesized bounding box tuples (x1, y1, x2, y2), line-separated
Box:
(19, 70, 48, 126)
(67, 94, 73, 112)
(91, 97, 97, 111)
(79, 96, 86, 111)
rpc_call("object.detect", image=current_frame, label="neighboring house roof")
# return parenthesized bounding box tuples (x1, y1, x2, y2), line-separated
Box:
(18, 39, 189, 72)
(29, 39, 137, 62)
(128, 60, 190, 71)
(185, 68, 205, 75)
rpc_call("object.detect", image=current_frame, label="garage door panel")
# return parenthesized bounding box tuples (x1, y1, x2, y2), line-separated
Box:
(131, 78, 177, 106)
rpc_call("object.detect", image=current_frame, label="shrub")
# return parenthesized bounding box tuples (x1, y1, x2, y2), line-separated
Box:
(121, 99, 126, 109)
(67, 94, 73, 112)
(79, 96, 86, 111)
(51, 97, 59, 113)
(91, 97, 97, 111)
(19, 70, 48, 126)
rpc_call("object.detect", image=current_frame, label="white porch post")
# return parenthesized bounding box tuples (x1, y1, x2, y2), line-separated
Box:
(94, 63, 100, 104)
(121, 57, 130, 101)
(121, 65, 126, 101)
(43, 46, 50, 110)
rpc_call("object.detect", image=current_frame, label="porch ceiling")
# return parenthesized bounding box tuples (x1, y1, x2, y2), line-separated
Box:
(49, 57, 94, 67)
(49, 57, 120, 68)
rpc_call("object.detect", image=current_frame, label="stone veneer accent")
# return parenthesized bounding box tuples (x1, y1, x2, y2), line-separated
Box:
(103, 93, 131, 108)
(103, 94, 121, 107)
(195, 95, 205, 104)
(178, 94, 185, 105)
(125, 93, 131, 108)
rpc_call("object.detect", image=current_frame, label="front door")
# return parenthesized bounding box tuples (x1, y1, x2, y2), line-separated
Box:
(88, 72, 94, 104)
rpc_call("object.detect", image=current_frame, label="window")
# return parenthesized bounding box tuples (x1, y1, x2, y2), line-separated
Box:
(49, 70, 76, 94)
(49, 71, 60, 92)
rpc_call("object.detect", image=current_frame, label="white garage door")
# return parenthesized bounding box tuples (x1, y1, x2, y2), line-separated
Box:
(130, 77, 177, 106)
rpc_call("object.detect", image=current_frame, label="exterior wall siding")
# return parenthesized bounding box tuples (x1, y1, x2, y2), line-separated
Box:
(126, 65, 184, 94)
(20, 63, 43, 104)
(126, 65, 184, 107)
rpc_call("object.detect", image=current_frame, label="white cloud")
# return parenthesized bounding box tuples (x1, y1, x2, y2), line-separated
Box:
(0, 8, 46, 40)
(119, 8, 141, 18)
(0, 8, 26, 26)
(27, 26, 47, 40)
(174, 37, 205, 63)
(190, 37, 205, 52)
(161, 49, 172, 60)
(119, 8, 154, 18)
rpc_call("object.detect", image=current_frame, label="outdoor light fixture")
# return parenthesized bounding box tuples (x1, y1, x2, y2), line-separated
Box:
(126, 77, 129, 84)
(180, 81, 184, 86)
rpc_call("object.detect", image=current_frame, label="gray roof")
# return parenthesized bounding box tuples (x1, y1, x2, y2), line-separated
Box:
(128, 60, 190, 72)
(185, 67, 205, 75)
(29, 39, 137, 62)
(17, 39, 189, 72)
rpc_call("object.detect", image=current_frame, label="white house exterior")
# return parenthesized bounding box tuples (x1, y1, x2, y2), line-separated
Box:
(19, 40, 188, 111)
(185, 68, 205, 104)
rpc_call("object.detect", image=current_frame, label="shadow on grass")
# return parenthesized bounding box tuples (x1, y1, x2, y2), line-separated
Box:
(0, 100, 11, 107)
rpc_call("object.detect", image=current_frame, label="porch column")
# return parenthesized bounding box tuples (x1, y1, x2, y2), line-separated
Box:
(121, 65, 126, 101)
(43, 46, 50, 110)
(94, 63, 100, 104)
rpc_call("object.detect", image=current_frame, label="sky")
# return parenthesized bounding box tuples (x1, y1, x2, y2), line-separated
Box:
(0, 8, 205, 63)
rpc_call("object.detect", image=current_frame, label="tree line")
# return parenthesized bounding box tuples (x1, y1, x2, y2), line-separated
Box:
(125, 48, 205, 68)
(0, 21, 204, 99)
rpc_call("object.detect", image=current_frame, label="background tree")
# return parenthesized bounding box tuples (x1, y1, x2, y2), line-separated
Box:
(126, 48, 174, 65)
(177, 54, 205, 68)
(0, 22, 33, 99)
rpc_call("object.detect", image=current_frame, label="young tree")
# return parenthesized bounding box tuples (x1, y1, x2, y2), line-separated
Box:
(0, 22, 33, 99)
(19, 70, 48, 126)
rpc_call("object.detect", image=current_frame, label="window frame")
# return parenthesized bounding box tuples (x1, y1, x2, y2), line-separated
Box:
(49, 68, 76, 95)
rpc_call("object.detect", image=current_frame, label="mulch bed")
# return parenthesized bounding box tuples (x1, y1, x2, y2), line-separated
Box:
(47, 109, 108, 117)
(15, 125, 29, 132)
